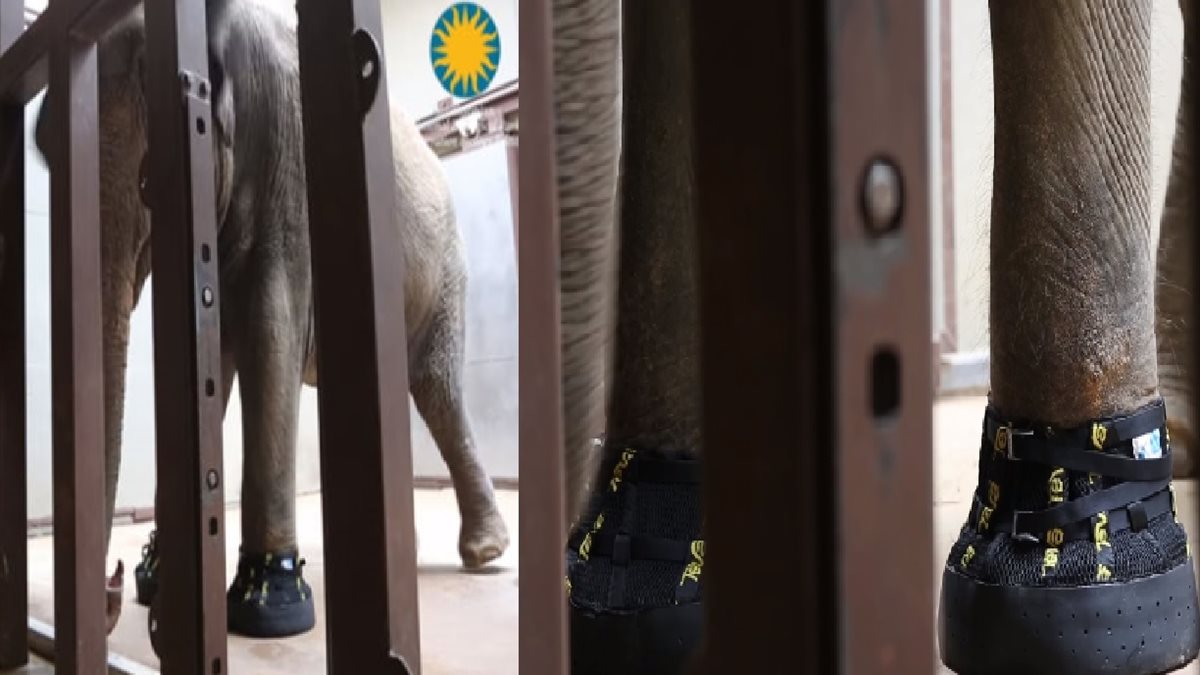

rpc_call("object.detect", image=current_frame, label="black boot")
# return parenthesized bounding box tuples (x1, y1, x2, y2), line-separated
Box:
(566, 446, 704, 675)
(134, 530, 159, 607)
(939, 398, 1200, 674)
(226, 548, 316, 638)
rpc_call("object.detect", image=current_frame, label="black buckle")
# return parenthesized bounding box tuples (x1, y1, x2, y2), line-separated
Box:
(995, 424, 1035, 460)
(1127, 501, 1149, 532)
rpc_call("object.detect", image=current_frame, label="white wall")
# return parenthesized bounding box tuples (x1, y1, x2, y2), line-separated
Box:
(945, 1, 1184, 361)
(21, 0, 518, 521)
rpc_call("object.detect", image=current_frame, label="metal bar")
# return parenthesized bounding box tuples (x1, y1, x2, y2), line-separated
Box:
(691, 0, 836, 671)
(143, 0, 228, 672)
(830, 0, 933, 672)
(517, 0, 567, 672)
(0, 0, 26, 666)
(47, 23, 106, 675)
(0, 0, 138, 106)
(294, 1, 421, 672)
(693, 0, 933, 673)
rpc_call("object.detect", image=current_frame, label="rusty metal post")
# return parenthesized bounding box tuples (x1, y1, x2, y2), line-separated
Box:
(142, 1, 229, 672)
(0, 0, 26, 667)
(294, 1, 421, 672)
(46, 19, 106, 674)
(693, 0, 933, 673)
(517, 0, 568, 673)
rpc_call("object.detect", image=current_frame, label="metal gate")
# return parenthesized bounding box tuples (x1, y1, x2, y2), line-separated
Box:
(0, 0, 421, 672)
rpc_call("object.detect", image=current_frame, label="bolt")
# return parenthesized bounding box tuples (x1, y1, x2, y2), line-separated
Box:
(862, 158, 903, 234)
(201, 286, 214, 307)
(206, 470, 220, 490)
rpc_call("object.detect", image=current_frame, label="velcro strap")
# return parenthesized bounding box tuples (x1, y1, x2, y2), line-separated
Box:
(985, 400, 1169, 480)
(1011, 478, 1170, 543)
(1004, 442, 1171, 481)
(575, 531, 693, 564)
(627, 457, 703, 485)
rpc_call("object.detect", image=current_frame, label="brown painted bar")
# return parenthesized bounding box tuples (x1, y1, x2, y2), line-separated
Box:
(517, 0, 568, 672)
(47, 12, 106, 673)
(0, 0, 26, 667)
(0, 0, 138, 106)
(143, 0, 228, 672)
(691, 0, 836, 670)
(830, 0, 933, 670)
(693, 0, 933, 673)
(294, 1, 422, 672)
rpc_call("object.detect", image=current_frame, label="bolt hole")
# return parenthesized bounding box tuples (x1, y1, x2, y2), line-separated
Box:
(205, 379, 215, 397)
(212, 658, 221, 674)
(201, 244, 211, 263)
(209, 517, 218, 536)
(870, 347, 900, 418)
(196, 117, 207, 135)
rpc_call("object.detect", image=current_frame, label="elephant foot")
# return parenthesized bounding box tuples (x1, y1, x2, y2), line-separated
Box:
(105, 560, 124, 635)
(459, 508, 511, 569)
(226, 549, 316, 638)
(134, 529, 159, 607)
(565, 446, 703, 675)
(938, 399, 1200, 675)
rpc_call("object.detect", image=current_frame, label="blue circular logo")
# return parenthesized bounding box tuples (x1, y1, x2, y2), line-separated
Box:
(430, 3, 501, 99)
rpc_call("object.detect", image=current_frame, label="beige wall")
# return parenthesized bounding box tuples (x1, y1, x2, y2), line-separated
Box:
(944, 1, 1185, 363)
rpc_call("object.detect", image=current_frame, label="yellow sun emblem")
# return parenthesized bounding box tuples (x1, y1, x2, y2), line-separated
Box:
(430, 3, 501, 98)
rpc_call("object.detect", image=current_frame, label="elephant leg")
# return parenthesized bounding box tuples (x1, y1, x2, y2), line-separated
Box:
(409, 291, 510, 569)
(563, 2, 703, 674)
(225, 264, 316, 638)
(1156, 0, 1196, 478)
(938, 3, 1199, 673)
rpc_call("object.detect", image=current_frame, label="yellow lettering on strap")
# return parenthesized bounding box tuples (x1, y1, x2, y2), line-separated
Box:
(609, 449, 637, 492)
(680, 540, 705, 586)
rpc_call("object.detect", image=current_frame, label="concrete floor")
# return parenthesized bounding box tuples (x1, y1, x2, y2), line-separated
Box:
(18, 488, 518, 675)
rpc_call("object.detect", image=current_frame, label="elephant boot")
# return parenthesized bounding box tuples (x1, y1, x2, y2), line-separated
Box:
(566, 445, 704, 675)
(937, 3, 1199, 674)
(134, 529, 159, 607)
(226, 548, 315, 638)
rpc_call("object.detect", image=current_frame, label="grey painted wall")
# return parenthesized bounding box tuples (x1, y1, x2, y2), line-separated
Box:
(21, 0, 518, 520)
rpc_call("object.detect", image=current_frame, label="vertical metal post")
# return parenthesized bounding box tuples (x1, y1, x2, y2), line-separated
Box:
(694, 0, 933, 673)
(692, 1, 836, 671)
(47, 22, 106, 675)
(294, 1, 421, 672)
(143, 2, 228, 672)
(0, 0, 26, 667)
(517, 0, 568, 673)
(830, 0, 933, 670)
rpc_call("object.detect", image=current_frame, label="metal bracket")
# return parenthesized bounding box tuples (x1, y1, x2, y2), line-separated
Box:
(353, 28, 382, 118)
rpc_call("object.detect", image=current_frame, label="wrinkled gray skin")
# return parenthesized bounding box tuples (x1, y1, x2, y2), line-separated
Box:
(987, 0, 1196, 444)
(553, 0, 699, 528)
(31, 0, 510, 610)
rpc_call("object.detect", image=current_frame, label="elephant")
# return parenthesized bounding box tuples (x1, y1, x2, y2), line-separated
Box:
(31, 0, 510, 638)
(550, 0, 1200, 674)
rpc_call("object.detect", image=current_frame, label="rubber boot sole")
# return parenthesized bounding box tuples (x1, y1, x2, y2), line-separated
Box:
(939, 561, 1200, 674)
(569, 602, 702, 675)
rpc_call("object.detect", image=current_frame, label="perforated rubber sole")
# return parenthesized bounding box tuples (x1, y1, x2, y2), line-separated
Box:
(939, 562, 1200, 674)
